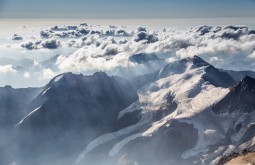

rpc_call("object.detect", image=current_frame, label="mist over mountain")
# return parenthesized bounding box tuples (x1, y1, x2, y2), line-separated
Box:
(1, 0, 255, 163)
(1, 55, 255, 165)
(15, 72, 138, 165)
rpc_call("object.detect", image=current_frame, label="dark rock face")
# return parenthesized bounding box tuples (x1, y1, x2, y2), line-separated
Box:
(241, 123, 255, 143)
(203, 66, 235, 88)
(118, 110, 141, 129)
(0, 86, 41, 126)
(218, 152, 240, 165)
(77, 120, 198, 165)
(115, 120, 198, 165)
(0, 86, 41, 165)
(213, 76, 255, 114)
(15, 72, 138, 165)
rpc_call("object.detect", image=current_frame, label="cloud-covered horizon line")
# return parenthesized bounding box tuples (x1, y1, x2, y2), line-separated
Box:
(2, 16, 255, 20)
(1, 23, 255, 88)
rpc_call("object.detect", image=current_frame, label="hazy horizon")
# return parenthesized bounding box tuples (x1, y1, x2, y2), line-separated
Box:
(1, 0, 255, 19)
(1, 17, 255, 30)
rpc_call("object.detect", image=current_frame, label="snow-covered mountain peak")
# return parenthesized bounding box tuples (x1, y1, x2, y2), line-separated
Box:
(186, 55, 210, 68)
(158, 56, 207, 78)
(159, 56, 234, 88)
(92, 71, 108, 78)
(50, 72, 83, 84)
(44, 72, 112, 91)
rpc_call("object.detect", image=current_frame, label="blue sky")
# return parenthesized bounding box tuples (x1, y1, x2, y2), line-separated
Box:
(0, 0, 255, 19)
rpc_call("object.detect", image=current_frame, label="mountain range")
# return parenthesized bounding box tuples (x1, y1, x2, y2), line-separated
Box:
(1, 56, 255, 165)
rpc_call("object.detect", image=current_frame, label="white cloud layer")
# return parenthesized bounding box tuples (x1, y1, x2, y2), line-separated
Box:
(21, 39, 61, 49)
(1, 23, 255, 87)
(55, 25, 255, 75)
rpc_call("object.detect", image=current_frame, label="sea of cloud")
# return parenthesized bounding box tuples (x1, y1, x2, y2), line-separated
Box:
(0, 23, 255, 87)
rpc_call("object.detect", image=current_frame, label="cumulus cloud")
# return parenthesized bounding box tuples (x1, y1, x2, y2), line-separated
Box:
(136, 26, 147, 33)
(40, 27, 90, 38)
(40, 30, 53, 38)
(102, 44, 119, 56)
(195, 25, 213, 35)
(133, 31, 158, 44)
(167, 26, 255, 70)
(39, 23, 132, 40)
(41, 39, 60, 49)
(115, 29, 130, 36)
(55, 33, 164, 77)
(0, 65, 17, 74)
(51, 25, 78, 31)
(21, 41, 40, 49)
(66, 40, 78, 48)
(11, 34, 23, 40)
(103, 29, 130, 36)
(119, 39, 128, 45)
(56, 45, 129, 72)
(21, 39, 60, 49)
